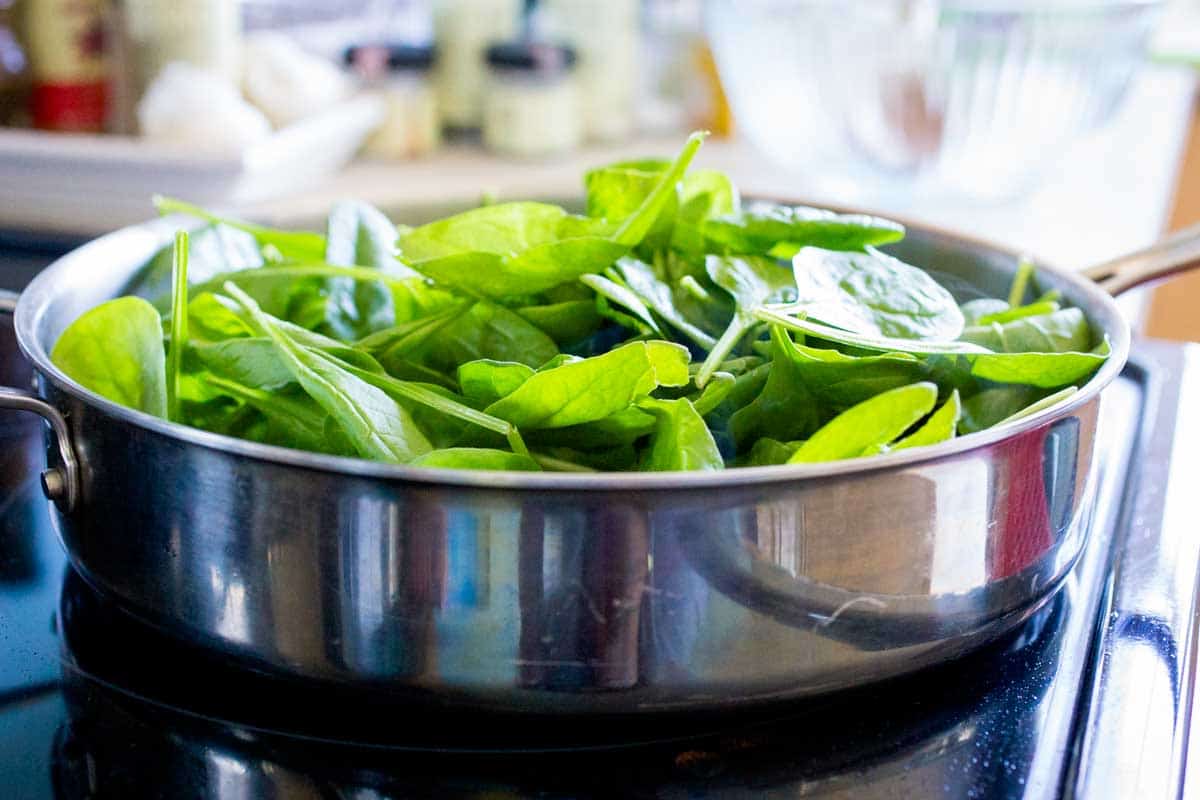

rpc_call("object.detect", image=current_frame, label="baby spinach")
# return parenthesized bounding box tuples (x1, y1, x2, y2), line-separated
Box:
(791, 247, 965, 341)
(224, 283, 432, 463)
(892, 391, 961, 451)
(53, 132, 1112, 472)
(51, 296, 168, 417)
(697, 254, 796, 386)
(637, 398, 723, 472)
(703, 202, 904, 255)
(166, 231, 189, 421)
(788, 382, 938, 463)
(485, 340, 690, 429)
(410, 448, 540, 471)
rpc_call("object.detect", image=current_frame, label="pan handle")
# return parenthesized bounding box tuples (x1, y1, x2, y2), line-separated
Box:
(1082, 220, 1200, 296)
(0, 289, 79, 511)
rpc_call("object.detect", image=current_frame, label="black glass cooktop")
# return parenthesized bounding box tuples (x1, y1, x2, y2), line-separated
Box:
(1, 339, 1199, 800)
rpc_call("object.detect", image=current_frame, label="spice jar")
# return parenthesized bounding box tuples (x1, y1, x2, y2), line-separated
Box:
(433, 0, 520, 131)
(482, 41, 579, 158)
(121, 0, 242, 98)
(20, 0, 109, 132)
(346, 43, 440, 159)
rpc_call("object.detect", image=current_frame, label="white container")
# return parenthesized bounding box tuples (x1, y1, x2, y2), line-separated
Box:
(543, 0, 638, 143)
(433, 0, 521, 129)
(482, 42, 581, 158)
(347, 44, 440, 159)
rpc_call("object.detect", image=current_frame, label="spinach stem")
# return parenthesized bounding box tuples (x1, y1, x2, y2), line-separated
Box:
(167, 231, 189, 422)
(1007, 256, 1035, 307)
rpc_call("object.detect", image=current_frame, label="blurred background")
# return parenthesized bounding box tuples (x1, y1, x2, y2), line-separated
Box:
(2, 0, 1200, 339)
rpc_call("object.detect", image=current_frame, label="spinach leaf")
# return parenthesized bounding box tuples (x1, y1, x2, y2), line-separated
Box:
(51, 296, 168, 417)
(698, 254, 796, 385)
(166, 231, 189, 421)
(585, 158, 678, 252)
(410, 448, 541, 471)
(977, 301, 1060, 325)
(996, 386, 1078, 426)
(155, 196, 326, 262)
(526, 406, 657, 450)
(959, 386, 1042, 434)
(892, 390, 961, 451)
(703, 202, 904, 255)
(610, 131, 706, 248)
(671, 169, 739, 256)
(485, 340, 690, 429)
(791, 247, 964, 340)
(778, 336, 931, 409)
(224, 283, 432, 463)
(410, 238, 629, 298)
(613, 258, 718, 348)
(356, 301, 471, 360)
(129, 222, 263, 301)
(325, 199, 407, 272)
(637, 398, 723, 472)
(515, 300, 603, 344)
(961, 298, 1010, 326)
(203, 374, 347, 455)
(959, 308, 1091, 354)
(741, 437, 798, 467)
(755, 305, 990, 355)
(458, 360, 534, 405)
(580, 273, 663, 335)
(729, 327, 821, 448)
(788, 382, 938, 463)
(192, 338, 297, 390)
(419, 301, 558, 370)
(967, 341, 1108, 388)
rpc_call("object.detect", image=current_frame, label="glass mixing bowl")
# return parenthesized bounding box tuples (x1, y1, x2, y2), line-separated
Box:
(705, 0, 1165, 201)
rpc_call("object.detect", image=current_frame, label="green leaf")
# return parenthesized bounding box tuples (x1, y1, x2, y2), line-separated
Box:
(961, 298, 1010, 326)
(398, 201, 568, 261)
(458, 360, 534, 405)
(130, 222, 263, 302)
(729, 327, 821, 448)
(613, 258, 718, 348)
(977, 300, 1060, 325)
(192, 337, 297, 390)
(410, 238, 630, 298)
(995, 386, 1078, 426)
(580, 272, 663, 335)
(788, 382, 938, 463)
(703, 202, 904, 255)
(51, 296, 168, 417)
(892, 390, 961, 451)
(515, 300, 603, 344)
(959, 385, 1042, 434)
(742, 438, 796, 467)
(792, 247, 964, 340)
(485, 340, 690, 429)
(967, 340, 1108, 388)
(778, 335, 931, 409)
(755, 305, 990, 355)
(697, 254, 796, 385)
(166, 231, 189, 421)
(325, 200, 406, 271)
(611, 131, 707, 248)
(224, 282, 432, 463)
(419, 301, 558, 370)
(155, 196, 326, 262)
(959, 308, 1091, 354)
(637, 398, 723, 472)
(410, 448, 541, 471)
(203, 374, 346, 455)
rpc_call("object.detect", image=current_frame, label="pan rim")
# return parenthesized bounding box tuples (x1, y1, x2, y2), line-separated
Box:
(14, 205, 1131, 492)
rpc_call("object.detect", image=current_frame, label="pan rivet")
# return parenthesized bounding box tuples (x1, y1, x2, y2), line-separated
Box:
(40, 469, 65, 501)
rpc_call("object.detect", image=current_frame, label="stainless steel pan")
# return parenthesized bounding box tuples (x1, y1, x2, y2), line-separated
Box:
(1, 209, 1197, 716)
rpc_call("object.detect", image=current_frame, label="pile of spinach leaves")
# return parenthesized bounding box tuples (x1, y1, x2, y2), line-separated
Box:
(51, 133, 1108, 473)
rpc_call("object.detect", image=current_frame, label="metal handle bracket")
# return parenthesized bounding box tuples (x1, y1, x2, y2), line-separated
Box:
(1, 289, 78, 511)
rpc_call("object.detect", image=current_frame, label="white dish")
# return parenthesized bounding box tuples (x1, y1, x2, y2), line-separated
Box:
(0, 93, 384, 236)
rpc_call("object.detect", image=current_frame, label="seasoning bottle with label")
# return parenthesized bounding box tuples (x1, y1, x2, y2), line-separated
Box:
(346, 43, 440, 160)
(20, 0, 109, 132)
(482, 41, 579, 158)
(433, 0, 521, 131)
